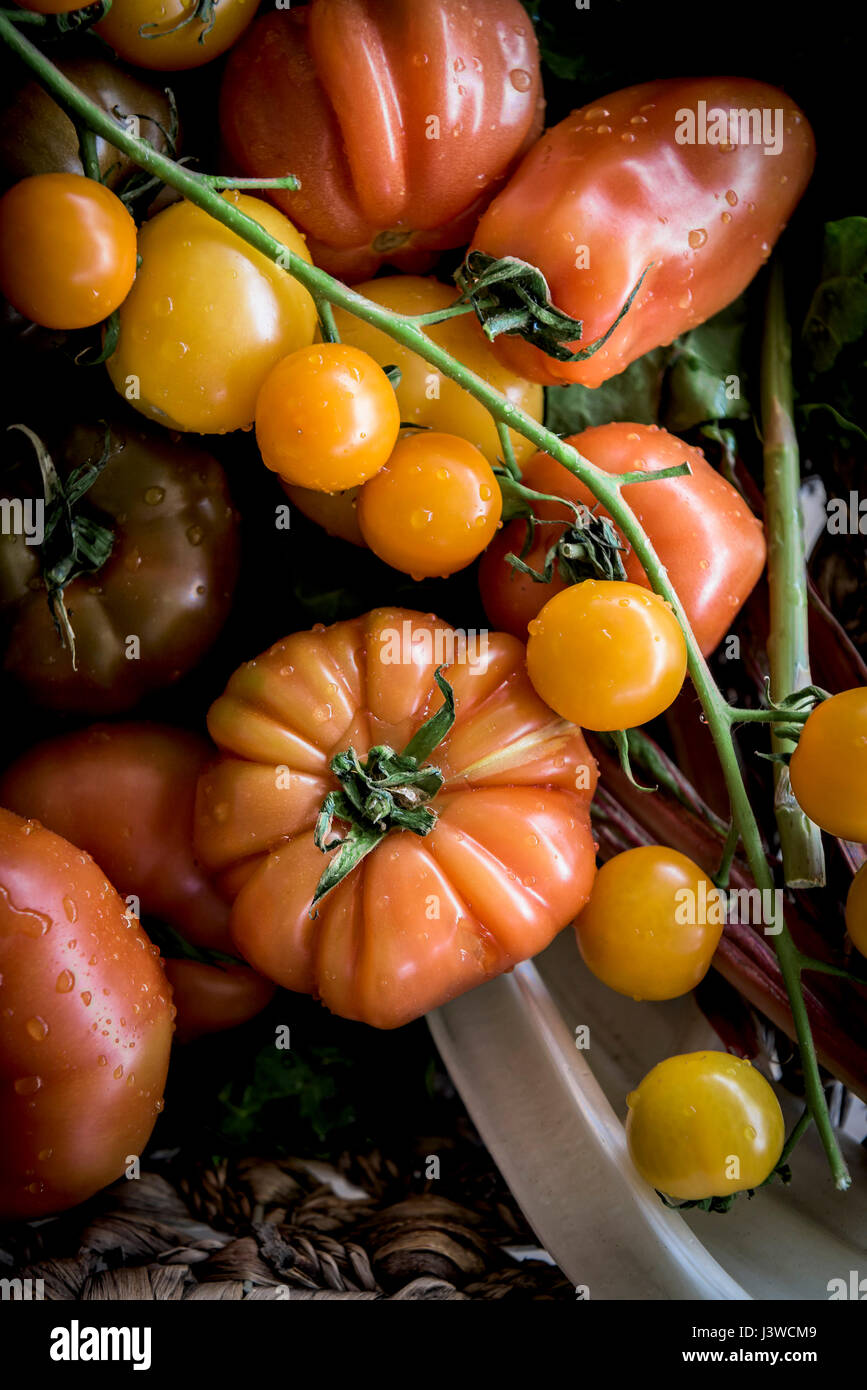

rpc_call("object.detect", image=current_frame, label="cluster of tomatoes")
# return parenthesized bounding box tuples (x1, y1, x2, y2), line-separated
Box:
(0, 0, 864, 1225)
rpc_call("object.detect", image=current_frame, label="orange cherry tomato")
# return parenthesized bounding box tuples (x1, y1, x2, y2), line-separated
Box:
(526, 580, 687, 731)
(574, 847, 724, 1000)
(357, 432, 502, 578)
(0, 173, 136, 330)
(789, 689, 867, 843)
(845, 863, 867, 960)
(97, 0, 258, 72)
(255, 343, 400, 491)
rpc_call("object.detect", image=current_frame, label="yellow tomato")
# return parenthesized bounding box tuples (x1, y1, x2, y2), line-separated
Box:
(107, 192, 317, 434)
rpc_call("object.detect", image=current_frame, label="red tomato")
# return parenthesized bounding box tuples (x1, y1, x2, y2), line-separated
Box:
(0, 725, 276, 1038)
(219, 0, 544, 278)
(478, 423, 766, 656)
(163, 960, 276, 1044)
(0, 807, 173, 1219)
(470, 78, 815, 385)
(194, 608, 598, 1028)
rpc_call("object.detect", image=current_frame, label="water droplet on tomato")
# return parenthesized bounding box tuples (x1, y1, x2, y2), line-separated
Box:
(25, 1017, 48, 1041)
(509, 68, 532, 92)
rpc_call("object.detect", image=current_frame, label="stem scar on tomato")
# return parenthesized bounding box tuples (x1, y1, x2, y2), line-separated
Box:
(312, 667, 455, 909)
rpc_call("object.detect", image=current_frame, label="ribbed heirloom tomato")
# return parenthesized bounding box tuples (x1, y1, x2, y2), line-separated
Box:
(255, 344, 401, 491)
(0, 808, 173, 1219)
(0, 725, 275, 1042)
(219, 0, 544, 278)
(479, 423, 766, 656)
(97, 0, 258, 71)
(194, 608, 599, 1028)
(357, 432, 502, 578)
(0, 173, 137, 330)
(470, 77, 815, 385)
(626, 1052, 785, 1200)
(107, 193, 317, 434)
(284, 275, 543, 545)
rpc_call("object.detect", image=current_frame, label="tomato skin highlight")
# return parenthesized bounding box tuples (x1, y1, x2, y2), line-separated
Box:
(219, 1, 543, 278)
(107, 193, 317, 434)
(575, 847, 724, 1000)
(526, 580, 687, 731)
(478, 423, 766, 657)
(0, 807, 173, 1219)
(626, 1051, 785, 1200)
(194, 608, 599, 1028)
(789, 689, 867, 843)
(472, 77, 815, 386)
(0, 422, 240, 714)
(97, 0, 258, 71)
(845, 863, 867, 960)
(0, 173, 137, 330)
(358, 432, 502, 578)
(255, 343, 400, 491)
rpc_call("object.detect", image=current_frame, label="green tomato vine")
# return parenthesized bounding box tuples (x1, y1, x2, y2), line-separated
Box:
(0, 9, 851, 1192)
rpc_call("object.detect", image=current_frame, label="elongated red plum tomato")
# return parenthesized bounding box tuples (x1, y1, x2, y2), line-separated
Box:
(479, 423, 766, 656)
(357, 432, 502, 578)
(0, 422, 239, 713)
(193, 609, 598, 1028)
(789, 689, 867, 843)
(0, 808, 173, 1219)
(96, 0, 258, 71)
(845, 863, 867, 960)
(0, 174, 137, 330)
(106, 194, 317, 434)
(575, 847, 724, 1000)
(470, 78, 815, 385)
(255, 344, 401, 491)
(219, 0, 544, 279)
(526, 580, 687, 731)
(626, 1052, 785, 1200)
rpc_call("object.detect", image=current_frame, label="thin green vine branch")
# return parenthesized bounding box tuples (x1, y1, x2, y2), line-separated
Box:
(0, 13, 849, 1190)
(761, 261, 826, 890)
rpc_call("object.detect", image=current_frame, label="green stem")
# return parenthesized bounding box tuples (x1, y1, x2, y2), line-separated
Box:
(408, 303, 478, 326)
(780, 1108, 813, 1166)
(714, 820, 740, 890)
(315, 297, 340, 345)
(0, 16, 848, 1191)
(75, 122, 101, 182)
(201, 175, 300, 191)
(727, 706, 810, 725)
(761, 261, 826, 890)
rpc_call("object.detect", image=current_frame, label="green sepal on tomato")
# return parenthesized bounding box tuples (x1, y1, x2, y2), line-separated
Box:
(0, 421, 240, 714)
(479, 422, 766, 657)
(194, 608, 599, 1028)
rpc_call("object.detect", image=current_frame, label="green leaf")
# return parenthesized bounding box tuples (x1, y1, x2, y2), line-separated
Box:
(545, 347, 669, 435)
(544, 299, 751, 438)
(663, 298, 752, 432)
(802, 216, 867, 374)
